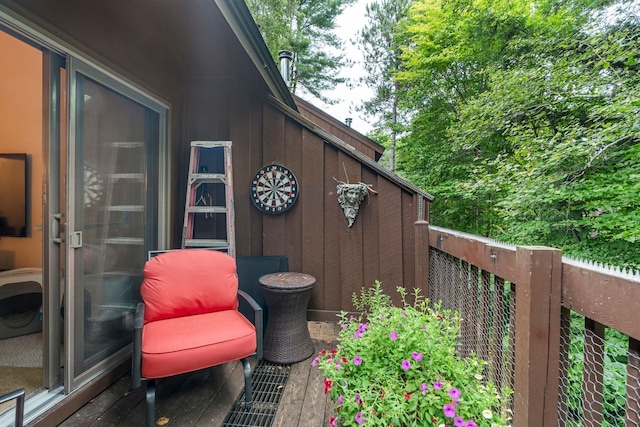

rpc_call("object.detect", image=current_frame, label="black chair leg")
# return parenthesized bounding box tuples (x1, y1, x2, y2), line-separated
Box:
(145, 379, 156, 427)
(241, 358, 253, 408)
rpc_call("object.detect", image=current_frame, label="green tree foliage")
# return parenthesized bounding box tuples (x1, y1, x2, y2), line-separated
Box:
(356, 0, 413, 171)
(394, 0, 640, 269)
(246, 0, 356, 102)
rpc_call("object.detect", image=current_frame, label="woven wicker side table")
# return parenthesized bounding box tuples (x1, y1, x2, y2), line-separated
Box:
(259, 272, 316, 364)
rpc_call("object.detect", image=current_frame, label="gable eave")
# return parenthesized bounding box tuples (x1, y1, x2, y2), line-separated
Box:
(214, 0, 297, 111)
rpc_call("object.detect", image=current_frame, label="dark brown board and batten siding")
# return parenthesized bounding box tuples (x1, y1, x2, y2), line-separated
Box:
(185, 83, 429, 314)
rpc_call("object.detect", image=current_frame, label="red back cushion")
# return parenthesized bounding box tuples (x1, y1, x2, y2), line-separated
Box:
(141, 249, 238, 323)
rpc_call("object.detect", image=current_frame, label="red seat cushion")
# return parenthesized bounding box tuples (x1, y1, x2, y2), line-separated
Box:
(141, 309, 256, 379)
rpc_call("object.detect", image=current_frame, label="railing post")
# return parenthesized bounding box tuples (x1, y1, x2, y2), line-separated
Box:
(513, 246, 562, 426)
(414, 220, 430, 299)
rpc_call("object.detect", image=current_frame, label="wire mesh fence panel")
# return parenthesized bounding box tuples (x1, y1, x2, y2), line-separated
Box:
(558, 313, 640, 426)
(428, 247, 515, 421)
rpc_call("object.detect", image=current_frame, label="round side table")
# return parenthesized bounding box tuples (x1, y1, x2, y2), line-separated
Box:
(259, 272, 316, 364)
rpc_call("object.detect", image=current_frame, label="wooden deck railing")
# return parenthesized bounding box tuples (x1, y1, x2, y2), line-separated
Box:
(417, 222, 640, 426)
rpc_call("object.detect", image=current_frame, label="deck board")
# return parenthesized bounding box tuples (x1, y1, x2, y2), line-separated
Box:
(57, 323, 339, 426)
(271, 356, 311, 427)
(297, 346, 330, 427)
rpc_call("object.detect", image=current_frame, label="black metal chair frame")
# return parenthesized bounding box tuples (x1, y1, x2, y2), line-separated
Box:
(0, 388, 25, 427)
(131, 290, 263, 427)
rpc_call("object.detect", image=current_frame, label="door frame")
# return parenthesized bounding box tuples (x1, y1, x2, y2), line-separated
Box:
(0, 5, 170, 421)
(66, 56, 168, 391)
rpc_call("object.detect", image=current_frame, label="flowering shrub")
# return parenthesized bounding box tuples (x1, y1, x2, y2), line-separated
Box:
(313, 281, 511, 427)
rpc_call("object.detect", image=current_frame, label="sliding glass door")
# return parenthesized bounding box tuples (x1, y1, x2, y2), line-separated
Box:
(66, 58, 166, 390)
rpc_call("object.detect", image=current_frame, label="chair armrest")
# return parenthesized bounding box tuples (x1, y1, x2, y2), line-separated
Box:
(237, 290, 263, 360)
(131, 303, 144, 388)
(0, 388, 25, 427)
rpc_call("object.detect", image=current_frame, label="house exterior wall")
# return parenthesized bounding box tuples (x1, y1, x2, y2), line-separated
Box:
(1, 0, 430, 315)
(184, 79, 426, 314)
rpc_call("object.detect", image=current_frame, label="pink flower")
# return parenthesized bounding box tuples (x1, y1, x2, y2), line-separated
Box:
(390, 331, 398, 341)
(355, 412, 365, 424)
(454, 417, 465, 427)
(411, 352, 423, 361)
(420, 383, 428, 395)
(329, 416, 338, 426)
(337, 395, 343, 404)
(353, 356, 363, 365)
(465, 422, 477, 427)
(401, 359, 411, 370)
(448, 387, 461, 400)
(443, 403, 456, 418)
(311, 357, 320, 366)
(434, 381, 442, 390)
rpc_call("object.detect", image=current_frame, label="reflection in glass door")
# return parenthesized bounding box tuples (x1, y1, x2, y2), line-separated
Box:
(67, 58, 165, 390)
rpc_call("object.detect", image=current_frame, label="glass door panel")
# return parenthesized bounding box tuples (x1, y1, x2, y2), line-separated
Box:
(67, 59, 164, 389)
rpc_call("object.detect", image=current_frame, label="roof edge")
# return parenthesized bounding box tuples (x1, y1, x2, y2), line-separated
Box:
(265, 95, 434, 201)
(214, 0, 297, 110)
(293, 95, 385, 154)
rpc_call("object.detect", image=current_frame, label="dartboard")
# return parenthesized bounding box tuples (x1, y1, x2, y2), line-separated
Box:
(84, 163, 104, 207)
(250, 164, 299, 214)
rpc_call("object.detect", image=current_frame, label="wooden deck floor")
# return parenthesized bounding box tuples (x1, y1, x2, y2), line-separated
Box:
(59, 322, 339, 427)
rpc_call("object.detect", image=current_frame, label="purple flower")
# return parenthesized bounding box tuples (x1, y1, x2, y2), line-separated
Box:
(353, 356, 363, 365)
(335, 361, 342, 370)
(465, 422, 477, 427)
(454, 417, 465, 427)
(401, 310, 407, 317)
(354, 331, 363, 338)
(355, 412, 365, 424)
(411, 352, 423, 361)
(311, 357, 319, 367)
(401, 360, 411, 370)
(357, 323, 368, 333)
(449, 387, 462, 400)
(355, 394, 363, 405)
(337, 395, 344, 404)
(434, 381, 442, 390)
(443, 403, 456, 418)
(420, 383, 428, 395)
(390, 331, 398, 341)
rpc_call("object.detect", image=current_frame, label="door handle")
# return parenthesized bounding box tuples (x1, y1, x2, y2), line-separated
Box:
(68, 231, 82, 248)
(52, 213, 64, 244)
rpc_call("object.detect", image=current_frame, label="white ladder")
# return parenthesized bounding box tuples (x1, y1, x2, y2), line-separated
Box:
(182, 141, 235, 257)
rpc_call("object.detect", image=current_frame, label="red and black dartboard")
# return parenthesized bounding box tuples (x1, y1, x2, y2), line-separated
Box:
(250, 164, 299, 214)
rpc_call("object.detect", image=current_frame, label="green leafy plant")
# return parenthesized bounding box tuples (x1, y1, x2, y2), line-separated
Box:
(314, 282, 511, 427)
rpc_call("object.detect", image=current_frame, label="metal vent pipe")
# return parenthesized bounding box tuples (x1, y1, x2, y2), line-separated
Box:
(278, 50, 294, 88)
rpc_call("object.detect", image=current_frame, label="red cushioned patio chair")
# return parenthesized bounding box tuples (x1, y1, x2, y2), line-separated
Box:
(132, 249, 263, 427)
